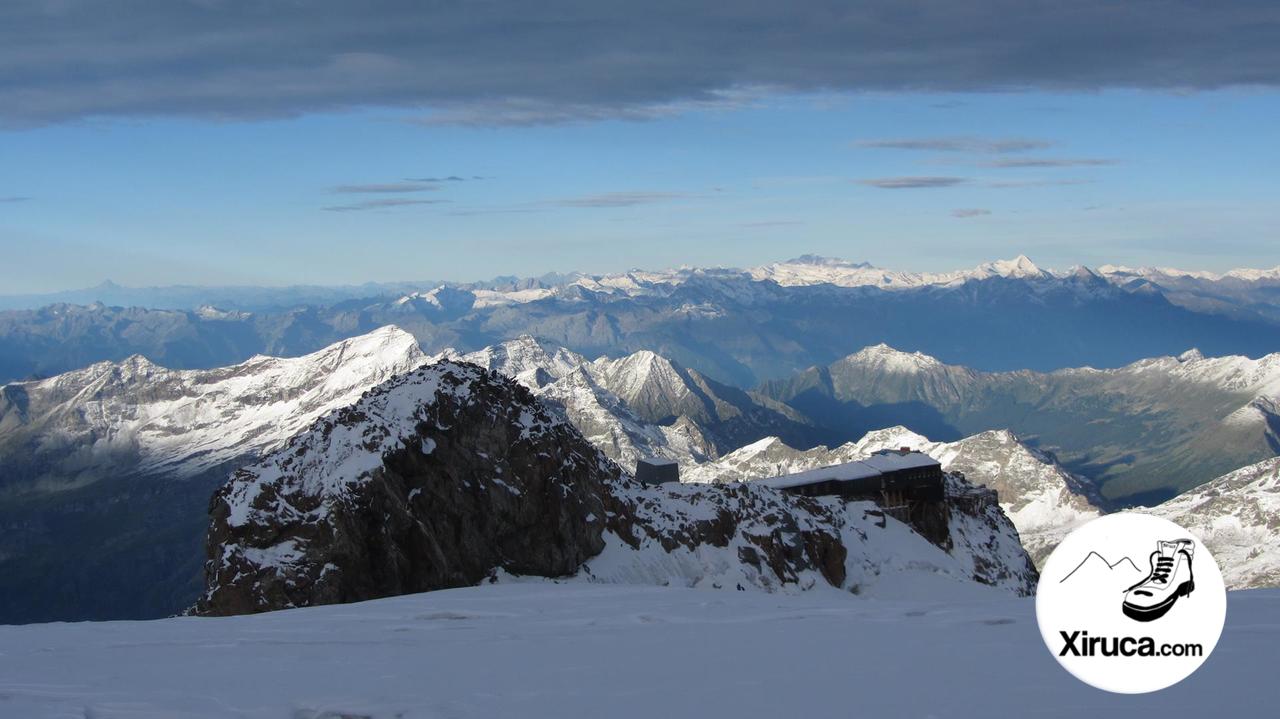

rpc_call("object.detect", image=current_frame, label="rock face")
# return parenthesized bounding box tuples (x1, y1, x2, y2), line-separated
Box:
(199, 360, 1038, 616)
(198, 361, 615, 615)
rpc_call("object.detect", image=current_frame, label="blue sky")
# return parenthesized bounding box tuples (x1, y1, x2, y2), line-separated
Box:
(1, 2, 1278, 292)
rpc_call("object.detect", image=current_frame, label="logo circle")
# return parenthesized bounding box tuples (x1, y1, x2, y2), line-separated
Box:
(1035, 512, 1226, 694)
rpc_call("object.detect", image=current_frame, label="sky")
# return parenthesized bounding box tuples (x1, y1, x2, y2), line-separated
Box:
(1, 1, 1278, 293)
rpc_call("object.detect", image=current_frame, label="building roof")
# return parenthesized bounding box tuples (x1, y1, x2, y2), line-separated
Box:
(861, 451, 941, 473)
(638, 457, 678, 467)
(751, 451, 940, 491)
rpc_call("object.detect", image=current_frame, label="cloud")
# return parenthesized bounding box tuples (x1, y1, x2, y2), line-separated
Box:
(984, 178, 1094, 188)
(447, 208, 543, 217)
(985, 158, 1116, 168)
(322, 198, 449, 212)
(3, 1, 1279, 127)
(0, 196, 31, 203)
(331, 182, 438, 194)
(855, 137, 1051, 153)
(405, 176, 483, 183)
(857, 176, 967, 189)
(952, 208, 992, 218)
(549, 191, 693, 208)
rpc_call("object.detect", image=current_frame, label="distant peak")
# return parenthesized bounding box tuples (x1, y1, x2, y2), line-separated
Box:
(336, 325, 423, 357)
(978, 255, 1045, 278)
(849, 343, 942, 369)
(1178, 348, 1204, 362)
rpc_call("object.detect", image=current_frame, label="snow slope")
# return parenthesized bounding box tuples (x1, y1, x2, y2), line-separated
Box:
(0, 584, 1274, 718)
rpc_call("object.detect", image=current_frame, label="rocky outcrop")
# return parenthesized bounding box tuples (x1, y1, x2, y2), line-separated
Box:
(197, 361, 615, 616)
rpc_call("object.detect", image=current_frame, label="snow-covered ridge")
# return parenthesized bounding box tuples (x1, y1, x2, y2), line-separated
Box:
(748, 254, 1052, 289)
(0, 325, 428, 481)
(1150, 456, 1280, 590)
(1098, 264, 1280, 283)
(833, 340, 1280, 410)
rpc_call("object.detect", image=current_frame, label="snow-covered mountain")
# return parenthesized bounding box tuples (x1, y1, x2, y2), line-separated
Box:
(683, 426, 1103, 564)
(1150, 456, 1280, 590)
(747, 254, 1052, 289)
(199, 356, 1036, 617)
(0, 326, 429, 623)
(0, 325, 428, 489)
(763, 342, 1280, 502)
(455, 337, 717, 469)
(457, 336, 813, 468)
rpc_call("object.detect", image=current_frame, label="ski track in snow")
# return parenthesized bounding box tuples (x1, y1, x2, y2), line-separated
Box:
(0, 584, 1274, 718)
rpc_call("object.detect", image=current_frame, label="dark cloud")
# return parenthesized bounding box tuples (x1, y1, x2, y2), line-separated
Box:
(985, 158, 1116, 168)
(857, 176, 966, 189)
(952, 208, 992, 218)
(331, 182, 438, 194)
(322, 198, 449, 212)
(856, 137, 1051, 153)
(2, 1, 1278, 127)
(0, 196, 31, 203)
(550, 191, 692, 208)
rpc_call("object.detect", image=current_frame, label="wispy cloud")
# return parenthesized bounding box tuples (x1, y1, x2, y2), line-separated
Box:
(0, 196, 31, 203)
(447, 207, 542, 217)
(952, 208, 992, 218)
(415, 90, 762, 128)
(404, 175, 484, 183)
(550, 191, 694, 208)
(331, 182, 439, 194)
(323, 198, 450, 212)
(985, 158, 1116, 168)
(984, 178, 1094, 188)
(857, 176, 967, 189)
(739, 220, 806, 228)
(856, 137, 1051, 154)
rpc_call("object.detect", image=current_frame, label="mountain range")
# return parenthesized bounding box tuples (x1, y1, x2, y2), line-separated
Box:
(760, 343, 1280, 503)
(5, 255, 1280, 385)
(3, 323, 1277, 622)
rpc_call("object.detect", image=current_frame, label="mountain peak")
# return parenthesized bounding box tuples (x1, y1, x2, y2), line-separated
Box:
(976, 255, 1045, 279)
(848, 344, 943, 372)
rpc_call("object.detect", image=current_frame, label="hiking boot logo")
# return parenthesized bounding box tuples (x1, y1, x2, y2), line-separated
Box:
(1037, 514, 1226, 694)
(1121, 539, 1195, 623)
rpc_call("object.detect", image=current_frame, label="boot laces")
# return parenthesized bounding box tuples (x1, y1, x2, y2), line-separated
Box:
(1149, 556, 1174, 584)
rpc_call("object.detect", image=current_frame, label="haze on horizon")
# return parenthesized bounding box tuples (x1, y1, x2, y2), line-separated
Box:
(1, 1, 1278, 293)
